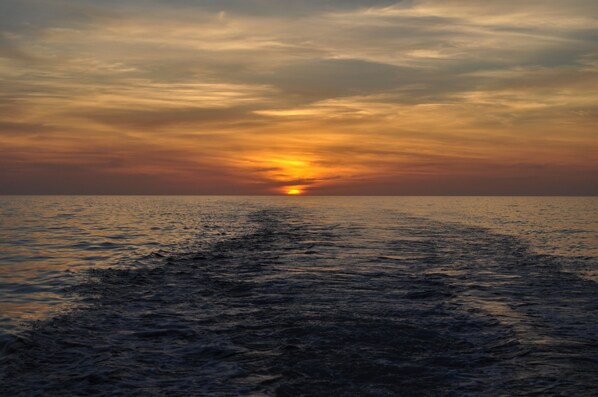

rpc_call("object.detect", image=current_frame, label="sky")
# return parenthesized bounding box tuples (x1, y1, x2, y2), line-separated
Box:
(0, 0, 597, 195)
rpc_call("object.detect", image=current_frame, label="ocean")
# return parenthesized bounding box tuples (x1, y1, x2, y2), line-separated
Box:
(1, 196, 597, 395)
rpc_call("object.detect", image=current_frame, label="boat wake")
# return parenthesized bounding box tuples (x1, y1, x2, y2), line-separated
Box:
(1, 208, 597, 395)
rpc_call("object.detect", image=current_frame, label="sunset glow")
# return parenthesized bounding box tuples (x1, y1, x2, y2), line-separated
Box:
(1, 2, 597, 392)
(0, 0, 596, 195)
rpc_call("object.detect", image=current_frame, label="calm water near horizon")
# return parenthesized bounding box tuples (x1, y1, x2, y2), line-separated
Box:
(1, 196, 597, 395)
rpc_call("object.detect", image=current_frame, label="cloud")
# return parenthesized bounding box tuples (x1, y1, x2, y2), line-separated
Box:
(72, 106, 266, 131)
(0, 38, 36, 63)
(0, 0, 596, 194)
(257, 59, 414, 101)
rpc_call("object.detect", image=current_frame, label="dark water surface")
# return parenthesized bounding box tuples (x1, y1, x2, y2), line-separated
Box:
(0, 197, 597, 395)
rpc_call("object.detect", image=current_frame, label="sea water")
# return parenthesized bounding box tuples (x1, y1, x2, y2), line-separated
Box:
(0, 196, 596, 395)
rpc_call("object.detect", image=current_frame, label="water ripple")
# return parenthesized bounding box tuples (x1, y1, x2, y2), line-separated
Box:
(1, 207, 596, 395)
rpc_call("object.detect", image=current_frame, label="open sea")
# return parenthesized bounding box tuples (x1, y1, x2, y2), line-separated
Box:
(0, 196, 597, 395)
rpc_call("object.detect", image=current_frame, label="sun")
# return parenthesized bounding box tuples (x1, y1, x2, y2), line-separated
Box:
(287, 188, 302, 195)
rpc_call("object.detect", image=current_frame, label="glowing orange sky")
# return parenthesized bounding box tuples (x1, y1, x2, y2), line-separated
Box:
(0, 0, 596, 194)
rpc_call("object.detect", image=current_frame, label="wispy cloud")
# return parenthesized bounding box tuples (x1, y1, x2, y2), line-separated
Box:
(1, 0, 596, 194)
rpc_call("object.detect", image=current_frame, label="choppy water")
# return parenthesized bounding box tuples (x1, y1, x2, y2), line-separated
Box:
(0, 196, 597, 395)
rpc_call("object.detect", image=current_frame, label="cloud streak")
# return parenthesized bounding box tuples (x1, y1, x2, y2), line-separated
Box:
(0, 0, 596, 194)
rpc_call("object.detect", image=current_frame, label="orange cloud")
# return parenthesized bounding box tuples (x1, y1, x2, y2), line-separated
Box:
(0, 0, 597, 194)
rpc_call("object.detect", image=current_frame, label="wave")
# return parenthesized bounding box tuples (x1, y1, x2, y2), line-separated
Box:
(1, 208, 597, 395)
